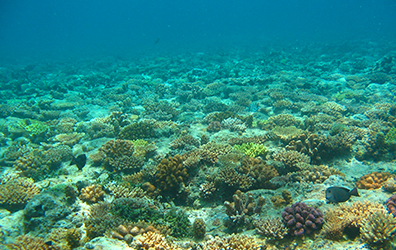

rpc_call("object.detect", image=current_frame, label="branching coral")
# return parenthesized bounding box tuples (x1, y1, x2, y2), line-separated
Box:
(184, 141, 234, 167)
(322, 201, 387, 240)
(105, 182, 146, 199)
(0, 175, 40, 211)
(238, 157, 278, 189)
(254, 217, 288, 239)
(217, 167, 255, 190)
(360, 211, 396, 246)
(224, 190, 265, 226)
(200, 234, 265, 250)
(155, 155, 189, 196)
(272, 149, 311, 174)
(170, 134, 200, 149)
(79, 184, 105, 203)
(118, 121, 155, 140)
(5, 235, 61, 250)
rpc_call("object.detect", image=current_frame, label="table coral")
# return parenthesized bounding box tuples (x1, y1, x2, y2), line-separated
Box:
(281, 202, 324, 236)
(356, 171, 394, 189)
(0, 175, 40, 211)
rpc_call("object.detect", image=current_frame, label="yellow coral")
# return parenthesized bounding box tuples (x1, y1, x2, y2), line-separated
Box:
(79, 184, 104, 203)
(361, 211, 396, 245)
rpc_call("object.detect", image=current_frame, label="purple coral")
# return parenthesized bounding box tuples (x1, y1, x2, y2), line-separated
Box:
(281, 202, 323, 236)
(386, 195, 396, 216)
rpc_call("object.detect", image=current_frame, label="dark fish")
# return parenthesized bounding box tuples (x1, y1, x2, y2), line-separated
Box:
(154, 37, 160, 45)
(326, 186, 359, 203)
(44, 240, 53, 245)
(70, 154, 87, 170)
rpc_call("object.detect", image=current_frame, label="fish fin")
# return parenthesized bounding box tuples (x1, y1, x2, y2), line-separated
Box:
(69, 155, 76, 166)
(350, 187, 359, 197)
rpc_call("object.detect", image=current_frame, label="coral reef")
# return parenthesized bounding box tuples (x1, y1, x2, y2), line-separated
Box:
(356, 171, 394, 189)
(281, 202, 324, 236)
(0, 175, 40, 211)
(224, 190, 265, 226)
(79, 184, 105, 203)
(170, 134, 200, 149)
(5, 235, 61, 250)
(254, 217, 288, 239)
(118, 121, 155, 140)
(192, 218, 206, 240)
(199, 234, 265, 250)
(272, 149, 311, 174)
(360, 211, 396, 246)
(386, 195, 396, 216)
(238, 157, 278, 189)
(154, 155, 188, 197)
(233, 143, 267, 158)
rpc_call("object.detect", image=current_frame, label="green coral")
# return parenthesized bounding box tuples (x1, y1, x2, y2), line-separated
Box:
(233, 143, 267, 158)
(385, 127, 396, 145)
(18, 119, 49, 136)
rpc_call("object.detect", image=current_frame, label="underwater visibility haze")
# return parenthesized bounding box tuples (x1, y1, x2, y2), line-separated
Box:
(1, 0, 396, 249)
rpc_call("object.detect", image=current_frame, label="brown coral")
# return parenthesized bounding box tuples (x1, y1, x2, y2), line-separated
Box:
(238, 157, 278, 189)
(5, 235, 61, 250)
(224, 190, 265, 225)
(155, 155, 189, 195)
(272, 149, 311, 174)
(356, 171, 394, 189)
(79, 184, 105, 203)
(200, 234, 265, 250)
(0, 175, 40, 211)
(254, 217, 288, 239)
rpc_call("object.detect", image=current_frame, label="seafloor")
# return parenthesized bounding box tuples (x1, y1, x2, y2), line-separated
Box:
(1, 39, 396, 250)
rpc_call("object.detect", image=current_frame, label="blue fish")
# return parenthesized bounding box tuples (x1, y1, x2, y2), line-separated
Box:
(326, 186, 359, 203)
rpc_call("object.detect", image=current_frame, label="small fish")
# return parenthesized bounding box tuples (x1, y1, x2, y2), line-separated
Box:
(326, 186, 359, 203)
(70, 154, 87, 170)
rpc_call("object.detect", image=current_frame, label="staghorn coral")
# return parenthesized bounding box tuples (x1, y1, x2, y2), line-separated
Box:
(281, 202, 324, 236)
(0, 175, 40, 211)
(155, 155, 188, 196)
(79, 184, 105, 203)
(356, 171, 394, 189)
(233, 143, 267, 158)
(360, 211, 396, 246)
(272, 149, 311, 174)
(199, 234, 265, 250)
(254, 217, 288, 239)
(224, 190, 265, 226)
(238, 157, 278, 189)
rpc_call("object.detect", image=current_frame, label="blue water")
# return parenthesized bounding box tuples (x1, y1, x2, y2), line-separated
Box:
(1, 0, 395, 59)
